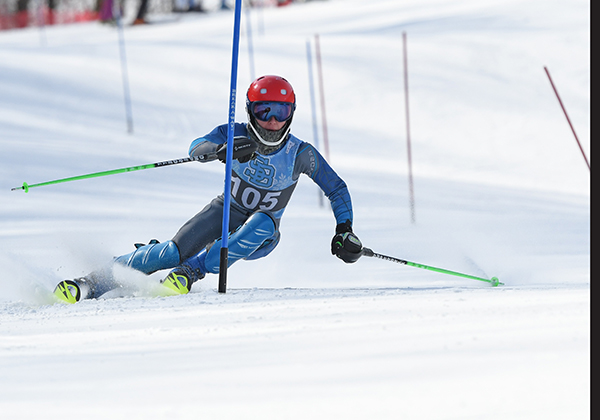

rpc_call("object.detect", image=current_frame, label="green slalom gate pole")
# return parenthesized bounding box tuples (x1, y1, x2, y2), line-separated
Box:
(361, 247, 503, 287)
(10, 156, 203, 193)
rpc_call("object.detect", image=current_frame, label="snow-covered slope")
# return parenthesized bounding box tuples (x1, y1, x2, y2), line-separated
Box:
(0, 1, 589, 418)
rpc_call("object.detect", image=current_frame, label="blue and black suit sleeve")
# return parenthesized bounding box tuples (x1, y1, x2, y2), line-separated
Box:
(294, 142, 353, 226)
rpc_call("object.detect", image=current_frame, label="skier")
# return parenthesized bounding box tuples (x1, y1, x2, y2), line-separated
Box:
(54, 75, 363, 303)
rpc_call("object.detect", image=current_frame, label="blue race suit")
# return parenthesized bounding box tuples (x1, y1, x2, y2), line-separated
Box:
(171, 122, 353, 263)
(113, 122, 354, 279)
(77, 122, 354, 298)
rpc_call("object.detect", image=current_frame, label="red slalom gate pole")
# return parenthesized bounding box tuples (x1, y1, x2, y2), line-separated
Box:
(403, 32, 416, 223)
(544, 66, 590, 171)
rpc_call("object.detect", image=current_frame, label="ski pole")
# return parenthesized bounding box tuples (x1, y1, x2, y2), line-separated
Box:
(10, 156, 205, 193)
(361, 247, 503, 287)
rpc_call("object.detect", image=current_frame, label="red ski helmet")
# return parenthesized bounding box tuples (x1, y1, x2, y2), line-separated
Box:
(246, 76, 296, 151)
(247, 75, 296, 104)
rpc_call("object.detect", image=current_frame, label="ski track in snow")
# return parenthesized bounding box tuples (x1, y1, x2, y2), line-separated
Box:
(0, 0, 589, 418)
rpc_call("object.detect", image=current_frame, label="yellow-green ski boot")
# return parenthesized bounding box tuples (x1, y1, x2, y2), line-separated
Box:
(53, 279, 91, 304)
(159, 264, 204, 296)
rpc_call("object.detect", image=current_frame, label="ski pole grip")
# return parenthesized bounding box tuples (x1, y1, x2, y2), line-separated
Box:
(361, 247, 374, 257)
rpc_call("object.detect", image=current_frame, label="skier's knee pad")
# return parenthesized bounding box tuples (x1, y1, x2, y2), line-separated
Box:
(114, 240, 181, 275)
(204, 211, 277, 273)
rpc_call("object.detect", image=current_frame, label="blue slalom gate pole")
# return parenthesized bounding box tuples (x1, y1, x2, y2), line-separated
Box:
(114, 3, 134, 134)
(402, 32, 416, 223)
(306, 39, 323, 207)
(314, 34, 330, 161)
(219, 0, 243, 294)
(36, 1, 47, 47)
(244, 4, 256, 81)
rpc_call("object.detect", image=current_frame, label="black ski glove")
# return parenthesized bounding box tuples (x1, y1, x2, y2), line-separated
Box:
(331, 220, 363, 264)
(216, 136, 258, 163)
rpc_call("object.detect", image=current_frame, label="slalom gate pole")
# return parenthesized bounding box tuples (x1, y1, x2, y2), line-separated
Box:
(114, 3, 134, 134)
(314, 34, 330, 161)
(306, 39, 324, 207)
(361, 247, 503, 287)
(36, 0, 47, 47)
(543, 66, 590, 171)
(257, 0, 265, 36)
(219, 0, 243, 294)
(244, 4, 256, 81)
(10, 156, 201, 193)
(402, 32, 416, 224)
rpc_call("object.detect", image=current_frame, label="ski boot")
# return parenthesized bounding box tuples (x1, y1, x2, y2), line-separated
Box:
(53, 267, 118, 304)
(159, 262, 205, 296)
(53, 278, 92, 304)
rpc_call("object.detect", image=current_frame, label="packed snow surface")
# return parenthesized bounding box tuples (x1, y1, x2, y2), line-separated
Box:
(0, 0, 589, 419)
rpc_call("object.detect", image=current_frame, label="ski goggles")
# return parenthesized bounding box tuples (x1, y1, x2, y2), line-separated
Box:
(249, 101, 295, 122)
